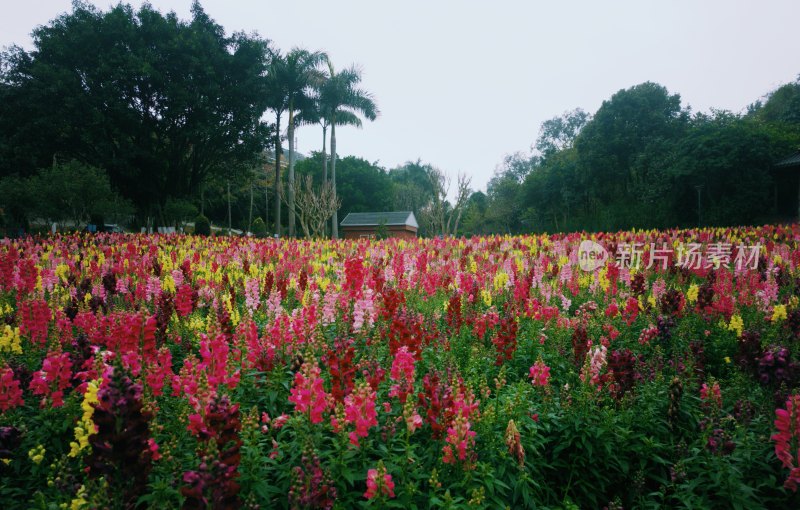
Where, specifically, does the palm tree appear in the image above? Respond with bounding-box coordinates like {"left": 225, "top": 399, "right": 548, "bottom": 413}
{"left": 296, "top": 89, "right": 331, "bottom": 236}
{"left": 272, "top": 48, "right": 326, "bottom": 238}
{"left": 300, "top": 88, "right": 332, "bottom": 186}
{"left": 264, "top": 50, "right": 288, "bottom": 236}
{"left": 319, "top": 62, "right": 379, "bottom": 239}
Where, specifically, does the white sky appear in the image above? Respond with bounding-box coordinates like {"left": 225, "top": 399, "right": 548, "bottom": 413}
{"left": 2, "top": 1, "right": 799, "bottom": 192}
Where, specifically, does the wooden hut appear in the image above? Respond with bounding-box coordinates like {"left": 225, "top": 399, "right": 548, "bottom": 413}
{"left": 340, "top": 211, "right": 418, "bottom": 239}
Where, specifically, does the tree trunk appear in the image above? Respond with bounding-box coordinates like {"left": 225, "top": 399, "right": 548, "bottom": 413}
{"left": 248, "top": 181, "right": 254, "bottom": 233}
{"left": 265, "top": 167, "right": 269, "bottom": 230}
{"left": 330, "top": 121, "right": 338, "bottom": 240}
{"left": 274, "top": 113, "right": 282, "bottom": 236}
{"left": 321, "top": 123, "right": 328, "bottom": 237}
{"left": 227, "top": 181, "right": 232, "bottom": 232}
{"left": 287, "top": 106, "right": 296, "bottom": 238}
{"left": 322, "top": 124, "right": 328, "bottom": 183}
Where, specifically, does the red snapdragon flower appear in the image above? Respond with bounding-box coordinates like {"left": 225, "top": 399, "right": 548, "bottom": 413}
{"left": 0, "top": 366, "right": 24, "bottom": 412}
{"left": 389, "top": 346, "right": 416, "bottom": 402}
{"left": 147, "top": 438, "right": 161, "bottom": 461}
{"left": 700, "top": 381, "right": 722, "bottom": 409}
{"left": 19, "top": 299, "right": 51, "bottom": 346}
{"left": 771, "top": 394, "right": 800, "bottom": 491}
{"left": 175, "top": 284, "right": 196, "bottom": 317}
{"left": 623, "top": 297, "right": 640, "bottom": 325}
{"left": 29, "top": 351, "right": 72, "bottom": 407}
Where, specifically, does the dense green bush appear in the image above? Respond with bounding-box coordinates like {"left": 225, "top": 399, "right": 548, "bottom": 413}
{"left": 251, "top": 217, "right": 267, "bottom": 238}
{"left": 193, "top": 214, "right": 211, "bottom": 236}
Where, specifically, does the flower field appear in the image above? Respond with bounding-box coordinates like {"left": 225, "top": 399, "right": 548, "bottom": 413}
{"left": 2, "top": 227, "right": 800, "bottom": 509}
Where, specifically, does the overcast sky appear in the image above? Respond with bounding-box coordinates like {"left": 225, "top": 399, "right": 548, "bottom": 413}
{"left": 3, "top": 1, "right": 799, "bottom": 192}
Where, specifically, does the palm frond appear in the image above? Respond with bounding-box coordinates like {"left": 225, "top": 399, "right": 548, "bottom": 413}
{"left": 332, "top": 110, "right": 362, "bottom": 128}
{"left": 317, "top": 62, "right": 379, "bottom": 126}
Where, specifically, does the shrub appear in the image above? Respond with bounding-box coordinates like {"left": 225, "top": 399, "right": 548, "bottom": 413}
{"left": 194, "top": 214, "right": 211, "bottom": 236}
{"left": 164, "top": 199, "right": 198, "bottom": 227}
{"left": 251, "top": 217, "right": 267, "bottom": 238}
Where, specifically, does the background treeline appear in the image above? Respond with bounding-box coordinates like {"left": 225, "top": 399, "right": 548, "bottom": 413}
{"left": 1, "top": 2, "right": 799, "bottom": 236}
{"left": 300, "top": 79, "right": 800, "bottom": 235}
{"left": 476, "top": 80, "right": 800, "bottom": 234}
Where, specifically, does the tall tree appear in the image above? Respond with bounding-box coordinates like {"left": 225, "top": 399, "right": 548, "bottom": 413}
{"left": 318, "top": 62, "right": 379, "bottom": 239}
{"left": 278, "top": 48, "right": 327, "bottom": 237}
{"left": 534, "top": 108, "right": 591, "bottom": 160}
{"left": 751, "top": 77, "right": 800, "bottom": 129}
{"left": 264, "top": 51, "right": 288, "bottom": 236}
{"left": 389, "top": 160, "right": 436, "bottom": 215}
{"left": 296, "top": 73, "right": 332, "bottom": 236}
{"left": 458, "top": 191, "right": 489, "bottom": 236}
{"left": 0, "top": 2, "right": 272, "bottom": 222}
{"left": 573, "top": 82, "right": 689, "bottom": 229}
{"left": 484, "top": 162, "right": 528, "bottom": 234}
{"left": 419, "top": 167, "right": 472, "bottom": 237}
{"left": 299, "top": 69, "right": 332, "bottom": 183}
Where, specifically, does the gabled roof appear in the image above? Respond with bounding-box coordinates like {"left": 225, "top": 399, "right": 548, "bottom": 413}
{"left": 776, "top": 151, "right": 800, "bottom": 168}
{"left": 340, "top": 211, "right": 418, "bottom": 229}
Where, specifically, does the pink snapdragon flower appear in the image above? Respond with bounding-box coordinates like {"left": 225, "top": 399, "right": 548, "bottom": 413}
{"left": 288, "top": 360, "right": 330, "bottom": 424}
{"left": 344, "top": 381, "right": 378, "bottom": 446}
{"left": 364, "top": 462, "right": 395, "bottom": 500}
{"left": 529, "top": 358, "right": 551, "bottom": 387}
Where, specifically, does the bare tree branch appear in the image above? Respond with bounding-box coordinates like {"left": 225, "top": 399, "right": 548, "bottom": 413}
{"left": 420, "top": 167, "right": 472, "bottom": 237}
{"left": 282, "top": 175, "right": 341, "bottom": 238}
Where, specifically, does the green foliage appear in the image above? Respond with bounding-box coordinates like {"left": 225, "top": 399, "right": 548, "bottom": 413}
{"left": 483, "top": 154, "right": 532, "bottom": 234}
{"left": 480, "top": 80, "right": 800, "bottom": 234}
{"left": 389, "top": 160, "right": 436, "bottom": 213}
{"left": 251, "top": 217, "right": 267, "bottom": 238}
{"left": 667, "top": 113, "right": 794, "bottom": 226}
{"left": 296, "top": 153, "right": 394, "bottom": 217}
{"left": 375, "top": 219, "right": 389, "bottom": 240}
{"left": 459, "top": 191, "right": 489, "bottom": 236}
{"left": 535, "top": 108, "right": 591, "bottom": 160}
{"left": 163, "top": 199, "right": 198, "bottom": 228}
{"left": 0, "top": 176, "right": 33, "bottom": 235}
{"left": 193, "top": 214, "right": 211, "bottom": 236}
{"left": 0, "top": 2, "right": 272, "bottom": 216}
{"left": 0, "top": 160, "right": 132, "bottom": 228}
{"left": 752, "top": 77, "right": 800, "bottom": 128}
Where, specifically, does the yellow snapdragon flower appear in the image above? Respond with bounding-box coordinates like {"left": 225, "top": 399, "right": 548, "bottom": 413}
{"left": 0, "top": 325, "right": 22, "bottom": 354}
{"left": 686, "top": 284, "right": 699, "bottom": 304}
{"left": 161, "top": 274, "right": 176, "bottom": 294}
{"left": 728, "top": 314, "right": 743, "bottom": 338}
{"left": 28, "top": 445, "right": 45, "bottom": 465}
{"left": 598, "top": 267, "right": 610, "bottom": 292}
{"left": 493, "top": 271, "right": 509, "bottom": 291}
{"left": 69, "top": 379, "right": 101, "bottom": 457}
